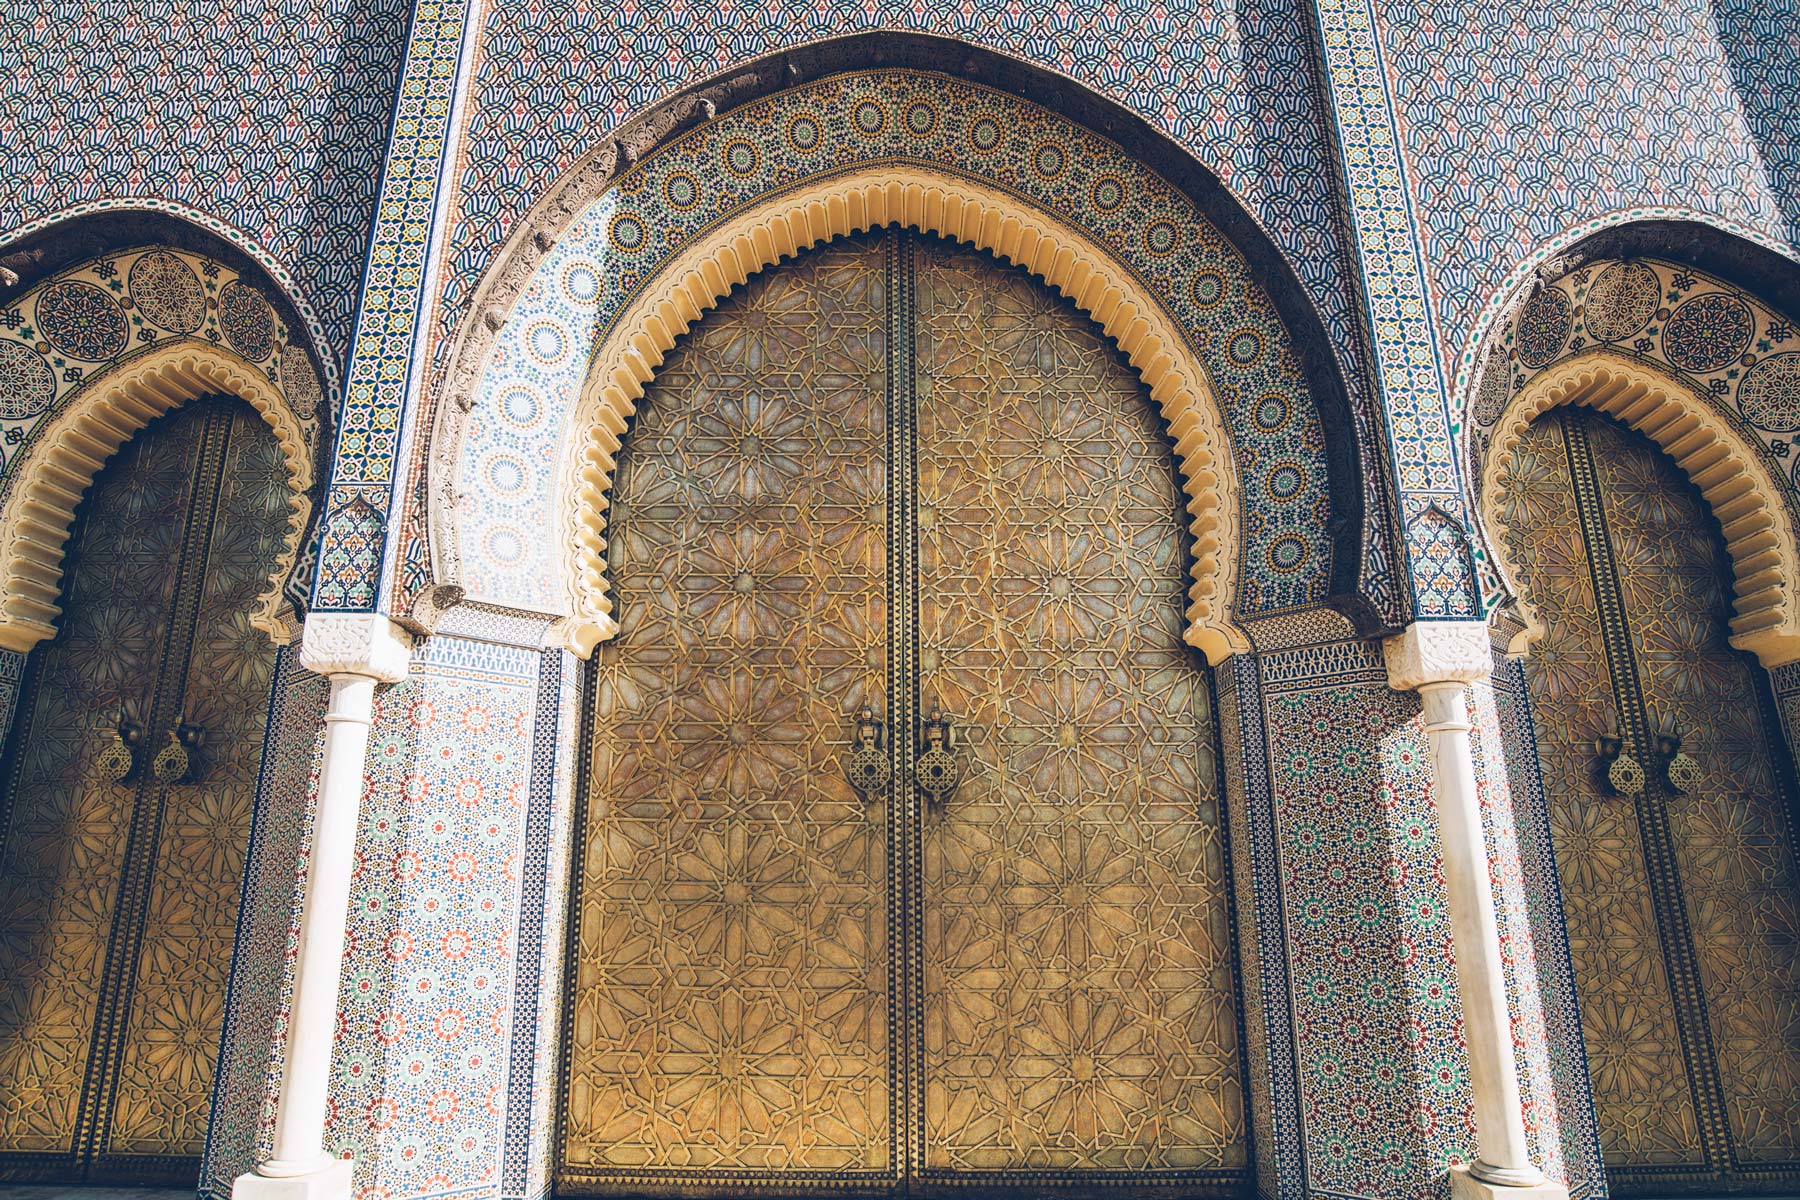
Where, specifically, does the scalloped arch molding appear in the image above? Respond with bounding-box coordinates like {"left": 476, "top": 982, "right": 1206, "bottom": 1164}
{"left": 433, "top": 70, "right": 1339, "bottom": 660}
{"left": 0, "top": 246, "right": 324, "bottom": 650}
{"left": 1474, "top": 257, "right": 1800, "bottom": 666}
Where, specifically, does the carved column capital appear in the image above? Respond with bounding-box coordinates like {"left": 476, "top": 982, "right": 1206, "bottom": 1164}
{"left": 299, "top": 614, "right": 414, "bottom": 682}
{"left": 1383, "top": 620, "right": 1492, "bottom": 692}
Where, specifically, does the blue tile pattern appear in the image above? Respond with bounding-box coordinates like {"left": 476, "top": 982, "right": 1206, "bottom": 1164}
{"left": 0, "top": 0, "right": 412, "bottom": 376}
{"left": 436, "top": 1, "right": 1362, "bottom": 377}
{"left": 1375, "top": 0, "right": 1800, "bottom": 377}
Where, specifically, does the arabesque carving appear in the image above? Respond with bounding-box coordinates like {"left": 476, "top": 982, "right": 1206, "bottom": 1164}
{"left": 0, "top": 344, "right": 314, "bottom": 652}
{"left": 1482, "top": 351, "right": 1800, "bottom": 667}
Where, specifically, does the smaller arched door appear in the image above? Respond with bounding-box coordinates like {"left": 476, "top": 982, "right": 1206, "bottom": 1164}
{"left": 1502, "top": 405, "right": 1800, "bottom": 1195}
{"left": 0, "top": 394, "right": 292, "bottom": 1185}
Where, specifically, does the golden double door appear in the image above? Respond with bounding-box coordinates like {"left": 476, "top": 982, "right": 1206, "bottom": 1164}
{"left": 563, "top": 230, "right": 1246, "bottom": 1196}
{"left": 1502, "top": 407, "right": 1800, "bottom": 1195}
{"left": 0, "top": 396, "right": 290, "bottom": 1184}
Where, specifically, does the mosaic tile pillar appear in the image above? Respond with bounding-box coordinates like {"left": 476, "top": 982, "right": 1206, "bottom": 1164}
{"left": 1479, "top": 657, "right": 1607, "bottom": 1200}
{"left": 205, "top": 647, "right": 331, "bottom": 1200}
{"left": 205, "top": 632, "right": 582, "bottom": 1200}
{"left": 1225, "top": 637, "right": 1589, "bottom": 1200}
{"left": 1217, "top": 657, "right": 1304, "bottom": 1200}
{"left": 1307, "top": 0, "right": 1483, "bottom": 618}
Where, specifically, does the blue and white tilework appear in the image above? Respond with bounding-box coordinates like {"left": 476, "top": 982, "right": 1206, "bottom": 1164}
{"left": 437, "top": 0, "right": 1361, "bottom": 374}
{"left": 310, "top": 0, "right": 477, "bottom": 614}
{"left": 320, "top": 636, "right": 542, "bottom": 1200}
{"left": 203, "top": 649, "right": 329, "bottom": 1200}
{"left": 1375, "top": 0, "right": 1800, "bottom": 376}
{"left": 449, "top": 70, "right": 1337, "bottom": 620}
{"left": 1482, "top": 657, "right": 1607, "bottom": 1199}
{"left": 1257, "top": 641, "right": 1477, "bottom": 1199}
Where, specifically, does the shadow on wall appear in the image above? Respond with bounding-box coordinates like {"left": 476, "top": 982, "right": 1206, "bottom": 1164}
{"left": 1712, "top": 0, "right": 1800, "bottom": 244}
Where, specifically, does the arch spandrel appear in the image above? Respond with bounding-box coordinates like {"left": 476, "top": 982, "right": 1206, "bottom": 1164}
{"left": 0, "top": 246, "right": 325, "bottom": 651}
{"left": 1471, "top": 254, "right": 1800, "bottom": 666}
{"left": 431, "top": 69, "right": 1346, "bottom": 661}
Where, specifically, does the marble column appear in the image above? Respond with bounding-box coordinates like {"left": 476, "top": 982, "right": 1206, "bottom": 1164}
{"left": 1385, "top": 622, "right": 1565, "bottom": 1200}
{"left": 234, "top": 614, "right": 413, "bottom": 1200}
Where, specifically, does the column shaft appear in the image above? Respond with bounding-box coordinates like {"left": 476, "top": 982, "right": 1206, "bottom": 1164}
{"left": 261, "top": 672, "right": 377, "bottom": 1173}
{"left": 1419, "top": 681, "right": 1541, "bottom": 1186}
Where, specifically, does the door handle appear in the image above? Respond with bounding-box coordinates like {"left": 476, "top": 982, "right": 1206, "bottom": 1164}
{"left": 97, "top": 710, "right": 146, "bottom": 783}
{"left": 914, "top": 707, "right": 962, "bottom": 809}
{"left": 845, "top": 706, "right": 892, "bottom": 797}
{"left": 151, "top": 717, "right": 206, "bottom": 784}
{"left": 1654, "top": 724, "right": 1701, "bottom": 793}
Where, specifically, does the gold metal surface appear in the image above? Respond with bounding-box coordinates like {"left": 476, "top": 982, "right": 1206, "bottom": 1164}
{"left": 563, "top": 236, "right": 894, "bottom": 1186}
{"left": 0, "top": 397, "right": 287, "bottom": 1183}
{"left": 563, "top": 230, "right": 1244, "bottom": 1195}
{"left": 914, "top": 243, "right": 1243, "bottom": 1177}
{"left": 1503, "top": 406, "right": 1800, "bottom": 1193}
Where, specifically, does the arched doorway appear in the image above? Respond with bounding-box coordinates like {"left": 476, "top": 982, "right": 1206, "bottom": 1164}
{"left": 560, "top": 229, "right": 1246, "bottom": 1195}
{"left": 0, "top": 394, "right": 293, "bottom": 1185}
{"left": 1499, "top": 405, "right": 1800, "bottom": 1195}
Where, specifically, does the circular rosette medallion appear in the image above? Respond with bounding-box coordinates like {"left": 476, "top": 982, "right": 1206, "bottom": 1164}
{"left": 1583, "top": 261, "right": 1658, "bottom": 343}
{"left": 0, "top": 340, "right": 57, "bottom": 420}
{"left": 218, "top": 281, "right": 276, "bottom": 362}
{"left": 1663, "top": 292, "right": 1753, "bottom": 374}
{"left": 38, "top": 280, "right": 129, "bottom": 361}
{"left": 128, "top": 251, "right": 206, "bottom": 334}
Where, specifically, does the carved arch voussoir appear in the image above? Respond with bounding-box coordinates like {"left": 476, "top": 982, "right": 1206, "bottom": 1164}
{"left": 1482, "top": 350, "right": 1800, "bottom": 667}
{"left": 544, "top": 168, "right": 1247, "bottom": 663}
{"left": 0, "top": 343, "right": 315, "bottom": 652}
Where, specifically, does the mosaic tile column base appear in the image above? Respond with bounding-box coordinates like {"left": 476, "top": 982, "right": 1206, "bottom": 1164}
{"left": 205, "top": 636, "right": 580, "bottom": 1200}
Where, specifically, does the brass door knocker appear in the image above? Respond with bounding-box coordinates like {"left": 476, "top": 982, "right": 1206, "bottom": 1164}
{"left": 1595, "top": 728, "right": 1645, "bottom": 796}
{"left": 152, "top": 718, "right": 206, "bottom": 784}
{"left": 97, "top": 710, "right": 145, "bottom": 783}
{"left": 845, "top": 706, "right": 891, "bottom": 798}
{"left": 914, "top": 708, "right": 962, "bottom": 809}
{"left": 1655, "top": 726, "right": 1701, "bottom": 794}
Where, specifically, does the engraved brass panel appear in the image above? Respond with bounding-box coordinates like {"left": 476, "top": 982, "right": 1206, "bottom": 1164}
{"left": 564, "top": 231, "right": 1244, "bottom": 1196}
{"left": 0, "top": 397, "right": 287, "bottom": 1183}
{"left": 914, "top": 243, "right": 1243, "bottom": 1178}
{"left": 1503, "top": 406, "right": 1800, "bottom": 1194}
{"left": 563, "top": 237, "right": 894, "bottom": 1187}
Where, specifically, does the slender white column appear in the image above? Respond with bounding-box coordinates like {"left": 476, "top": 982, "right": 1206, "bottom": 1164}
{"left": 1385, "top": 622, "right": 1563, "bottom": 1200}
{"left": 236, "top": 615, "right": 411, "bottom": 1200}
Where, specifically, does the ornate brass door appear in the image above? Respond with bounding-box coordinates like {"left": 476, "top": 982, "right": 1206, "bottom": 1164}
{"left": 563, "top": 230, "right": 1245, "bottom": 1197}
{"left": 0, "top": 395, "right": 291, "bottom": 1185}
{"left": 1502, "top": 406, "right": 1800, "bottom": 1195}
